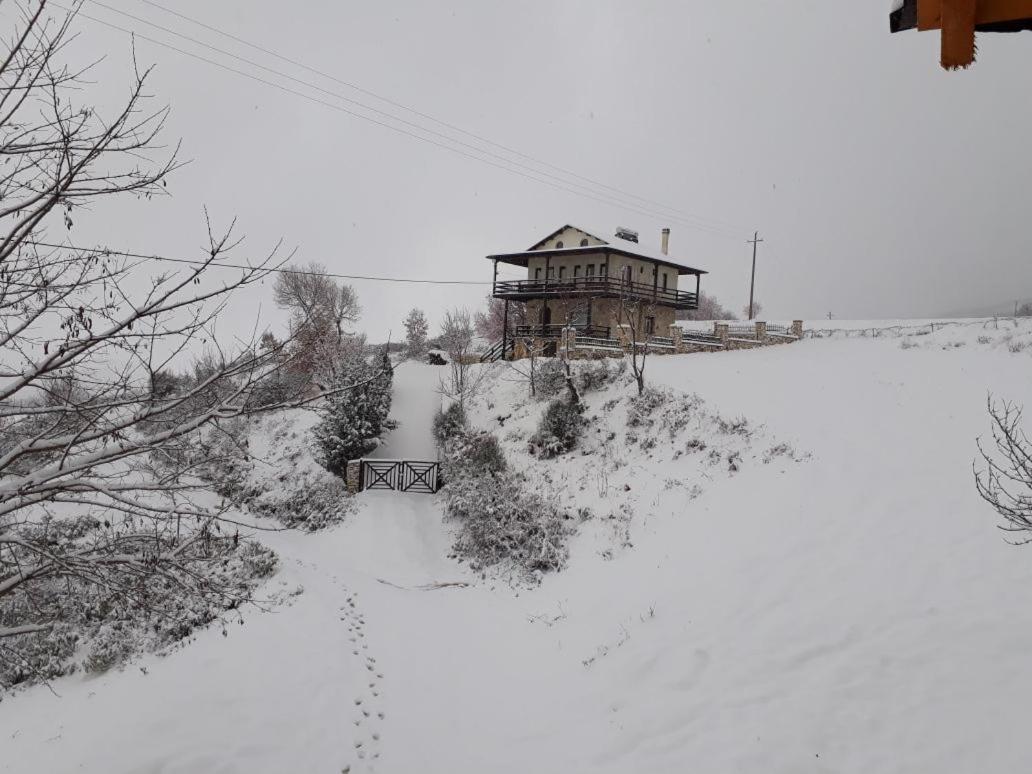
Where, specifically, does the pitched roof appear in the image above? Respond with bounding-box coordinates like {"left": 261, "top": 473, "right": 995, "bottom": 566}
{"left": 491, "top": 223, "right": 707, "bottom": 275}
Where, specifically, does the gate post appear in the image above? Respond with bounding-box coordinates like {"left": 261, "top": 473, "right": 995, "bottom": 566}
{"left": 346, "top": 459, "right": 363, "bottom": 494}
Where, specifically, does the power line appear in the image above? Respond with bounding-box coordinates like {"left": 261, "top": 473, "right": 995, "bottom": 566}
{"left": 27, "top": 241, "right": 495, "bottom": 285}
{"left": 133, "top": 0, "right": 748, "bottom": 236}
{"left": 79, "top": 0, "right": 744, "bottom": 239}
{"left": 63, "top": 1, "right": 748, "bottom": 240}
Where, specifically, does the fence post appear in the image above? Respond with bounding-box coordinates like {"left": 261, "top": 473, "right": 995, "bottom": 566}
{"left": 668, "top": 324, "right": 684, "bottom": 353}
{"left": 754, "top": 320, "right": 767, "bottom": 342}
{"left": 346, "top": 460, "right": 362, "bottom": 494}
{"left": 791, "top": 320, "right": 803, "bottom": 338}
{"left": 715, "top": 322, "right": 730, "bottom": 349}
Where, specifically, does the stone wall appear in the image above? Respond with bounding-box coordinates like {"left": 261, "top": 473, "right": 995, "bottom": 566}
{"left": 345, "top": 460, "right": 362, "bottom": 494}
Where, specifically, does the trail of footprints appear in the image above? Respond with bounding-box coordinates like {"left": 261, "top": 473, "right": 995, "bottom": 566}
{"left": 336, "top": 583, "right": 386, "bottom": 772}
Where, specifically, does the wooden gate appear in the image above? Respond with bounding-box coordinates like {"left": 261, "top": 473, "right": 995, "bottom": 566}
{"left": 360, "top": 459, "right": 441, "bottom": 494}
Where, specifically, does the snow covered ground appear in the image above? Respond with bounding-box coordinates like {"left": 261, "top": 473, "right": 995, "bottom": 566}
{"left": 5, "top": 322, "right": 1032, "bottom": 773}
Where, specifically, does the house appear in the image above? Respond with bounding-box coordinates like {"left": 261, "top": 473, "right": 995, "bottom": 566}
{"left": 485, "top": 224, "right": 705, "bottom": 359}
{"left": 890, "top": 0, "right": 1032, "bottom": 69}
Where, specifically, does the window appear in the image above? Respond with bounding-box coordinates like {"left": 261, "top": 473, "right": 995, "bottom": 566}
{"left": 586, "top": 264, "right": 595, "bottom": 277}
{"left": 535, "top": 267, "right": 541, "bottom": 280}
{"left": 558, "top": 266, "right": 566, "bottom": 280}
{"left": 600, "top": 263, "right": 608, "bottom": 276}
{"left": 573, "top": 265, "right": 581, "bottom": 278}
{"left": 622, "top": 265, "right": 632, "bottom": 285}
{"left": 580, "top": 238, "right": 589, "bottom": 247}
{"left": 645, "top": 316, "right": 656, "bottom": 336}
{"left": 547, "top": 266, "right": 555, "bottom": 279}
{"left": 662, "top": 273, "right": 668, "bottom": 291}
{"left": 556, "top": 240, "right": 564, "bottom": 249}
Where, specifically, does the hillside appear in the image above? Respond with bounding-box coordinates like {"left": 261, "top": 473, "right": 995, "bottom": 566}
{"left": 4, "top": 326, "right": 1032, "bottom": 773}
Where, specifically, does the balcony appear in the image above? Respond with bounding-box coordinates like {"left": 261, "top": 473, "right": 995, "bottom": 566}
{"left": 493, "top": 276, "right": 698, "bottom": 310}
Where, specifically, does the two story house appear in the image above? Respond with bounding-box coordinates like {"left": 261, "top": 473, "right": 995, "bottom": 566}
{"left": 486, "top": 224, "right": 705, "bottom": 358}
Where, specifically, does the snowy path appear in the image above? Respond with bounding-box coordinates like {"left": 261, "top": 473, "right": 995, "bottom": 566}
{"left": 366, "top": 361, "right": 441, "bottom": 459}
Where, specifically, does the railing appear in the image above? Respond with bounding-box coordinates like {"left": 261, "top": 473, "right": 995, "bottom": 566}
{"left": 681, "top": 329, "right": 721, "bottom": 342}
{"left": 647, "top": 335, "right": 675, "bottom": 349}
{"left": 493, "top": 277, "right": 698, "bottom": 309}
{"left": 514, "top": 324, "right": 611, "bottom": 339}
{"left": 575, "top": 335, "right": 622, "bottom": 351}
{"left": 480, "top": 338, "right": 515, "bottom": 363}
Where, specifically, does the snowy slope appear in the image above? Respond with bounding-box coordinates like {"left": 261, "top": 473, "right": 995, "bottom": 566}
{"left": 5, "top": 326, "right": 1032, "bottom": 773}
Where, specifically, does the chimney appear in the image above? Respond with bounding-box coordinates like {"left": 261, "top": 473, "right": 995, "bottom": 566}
{"left": 661, "top": 228, "right": 670, "bottom": 255}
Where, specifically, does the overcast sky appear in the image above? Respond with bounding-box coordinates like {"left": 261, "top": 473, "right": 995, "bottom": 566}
{"left": 23, "top": 0, "right": 1032, "bottom": 340}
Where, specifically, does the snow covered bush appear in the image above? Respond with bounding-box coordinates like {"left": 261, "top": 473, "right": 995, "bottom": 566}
{"left": 314, "top": 349, "right": 394, "bottom": 476}
{"left": 443, "top": 430, "right": 507, "bottom": 479}
{"left": 433, "top": 401, "right": 467, "bottom": 447}
{"left": 445, "top": 470, "right": 569, "bottom": 577}
{"left": 531, "top": 398, "right": 586, "bottom": 458}
{"left": 0, "top": 531, "right": 278, "bottom": 689}
{"left": 535, "top": 359, "right": 567, "bottom": 398}
{"left": 576, "top": 358, "right": 627, "bottom": 393}
{"left": 205, "top": 411, "right": 354, "bottom": 532}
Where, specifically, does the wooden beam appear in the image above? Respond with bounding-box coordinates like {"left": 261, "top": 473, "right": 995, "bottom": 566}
{"left": 918, "top": 0, "right": 943, "bottom": 29}
{"left": 917, "top": 0, "right": 1032, "bottom": 29}
{"left": 941, "top": 0, "right": 977, "bottom": 69}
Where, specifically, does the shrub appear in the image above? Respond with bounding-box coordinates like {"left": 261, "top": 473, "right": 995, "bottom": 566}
{"left": 427, "top": 352, "right": 447, "bottom": 366}
{"left": 445, "top": 470, "right": 568, "bottom": 576}
{"left": 0, "top": 623, "right": 79, "bottom": 687}
{"left": 535, "top": 359, "right": 567, "bottom": 398}
{"left": 459, "top": 431, "right": 507, "bottom": 475}
{"left": 627, "top": 388, "right": 668, "bottom": 428}
{"left": 433, "top": 402, "right": 467, "bottom": 447}
{"left": 247, "top": 474, "right": 352, "bottom": 531}
{"left": 576, "top": 358, "right": 627, "bottom": 393}
{"left": 531, "top": 398, "right": 585, "bottom": 458}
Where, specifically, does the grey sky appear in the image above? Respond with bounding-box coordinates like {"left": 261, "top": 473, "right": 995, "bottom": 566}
{"left": 33, "top": 1, "right": 1032, "bottom": 339}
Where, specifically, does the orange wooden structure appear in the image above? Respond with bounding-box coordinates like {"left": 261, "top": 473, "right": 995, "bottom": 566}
{"left": 891, "top": 0, "right": 1032, "bottom": 68}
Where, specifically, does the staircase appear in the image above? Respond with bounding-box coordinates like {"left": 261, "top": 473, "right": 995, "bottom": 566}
{"left": 481, "top": 338, "right": 514, "bottom": 363}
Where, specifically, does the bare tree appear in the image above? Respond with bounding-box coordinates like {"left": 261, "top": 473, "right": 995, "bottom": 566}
{"left": 0, "top": 3, "right": 353, "bottom": 662}
{"left": 975, "top": 396, "right": 1032, "bottom": 543}
{"left": 474, "top": 296, "right": 526, "bottom": 342}
{"left": 438, "top": 308, "right": 483, "bottom": 407}
{"left": 273, "top": 263, "right": 361, "bottom": 389}
{"left": 1016, "top": 302, "right": 1032, "bottom": 317}
{"left": 617, "top": 295, "right": 656, "bottom": 396}
{"left": 742, "top": 300, "right": 764, "bottom": 320}
{"left": 505, "top": 336, "right": 547, "bottom": 398}
{"left": 677, "top": 291, "right": 734, "bottom": 321}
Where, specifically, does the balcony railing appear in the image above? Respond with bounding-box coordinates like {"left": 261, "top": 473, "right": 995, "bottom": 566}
{"left": 514, "top": 324, "right": 611, "bottom": 340}
{"left": 493, "top": 277, "right": 698, "bottom": 310}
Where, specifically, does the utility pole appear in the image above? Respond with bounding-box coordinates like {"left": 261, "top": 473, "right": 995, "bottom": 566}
{"left": 747, "top": 231, "right": 763, "bottom": 320}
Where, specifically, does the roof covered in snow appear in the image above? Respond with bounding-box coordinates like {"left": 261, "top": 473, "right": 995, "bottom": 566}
{"left": 487, "top": 223, "right": 707, "bottom": 276}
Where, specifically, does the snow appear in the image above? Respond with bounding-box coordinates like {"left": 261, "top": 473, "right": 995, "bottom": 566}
{"left": 6, "top": 323, "right": 1032, "bottom": 772}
